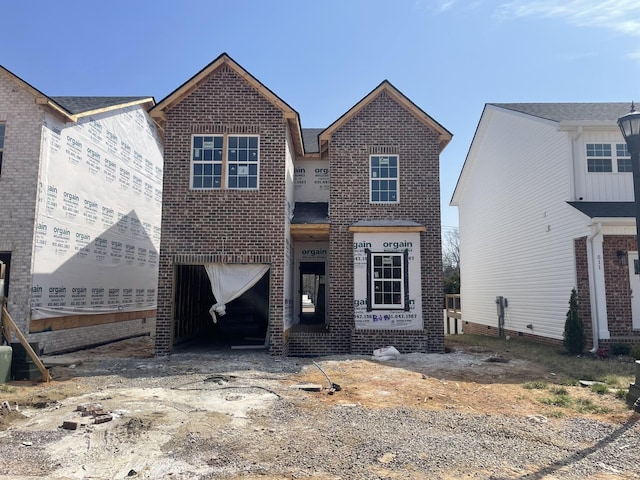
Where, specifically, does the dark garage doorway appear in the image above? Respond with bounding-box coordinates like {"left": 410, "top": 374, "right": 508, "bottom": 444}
{"left": 173, "top": 264, "right": 270, "bottom": 349}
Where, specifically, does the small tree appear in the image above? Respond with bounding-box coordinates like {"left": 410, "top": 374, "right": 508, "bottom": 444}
{"left": 563, "top": 288, "right": 585, "bottom": 355}
{"left": 442, "top": 228, "right": 460, "bottom": 295}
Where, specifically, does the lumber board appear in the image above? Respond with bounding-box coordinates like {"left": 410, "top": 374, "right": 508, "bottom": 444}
{"left": 2, "top": 307, "right": 50, "bottom": 382}
{"left": 29, "top": 309, "right": 156, "bottom": 333}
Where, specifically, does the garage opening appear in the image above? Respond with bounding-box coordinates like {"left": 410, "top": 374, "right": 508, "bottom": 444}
{"left": 173, "top": 264, "right": 270, "bottom": 348}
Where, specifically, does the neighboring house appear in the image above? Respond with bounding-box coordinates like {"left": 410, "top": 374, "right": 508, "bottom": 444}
{"left": 0, "top": 65, "right": 163, "bottom": 354}
{"left": 150, "top": 53, "right": 451, "bottom": 356}
{"left": 451, "top": 103, "right": 640, "bottom": 350}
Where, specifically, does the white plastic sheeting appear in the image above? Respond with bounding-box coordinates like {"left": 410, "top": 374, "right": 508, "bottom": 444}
{"left": 31, "top": 107, "right": 163, "bottom": 319}
{"left": 204, "top": 263, "right": 269, "bottom": 322}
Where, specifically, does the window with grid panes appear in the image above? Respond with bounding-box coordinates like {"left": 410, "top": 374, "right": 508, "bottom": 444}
{"left": 616, "top": 143, "right": 632, "bottom": 172}
{"left": 370, "top": 155, "right": 398, "bottom": 203}
{"left": 586, "top": 144, "right": 612, "bottom": 172}
{"left": 191, "top": 134, "right": 259, "bottom": 190}
{"left": 367, "top": 251, "right": 409, "bottom": 310}
{"left": 586, "top": 143, "right": 631, "bottom": 173}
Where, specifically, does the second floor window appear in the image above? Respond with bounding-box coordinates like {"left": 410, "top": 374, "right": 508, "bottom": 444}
{"left": 370, "top": 155, "right": 398, "bottom": 203}
{"left": 586, "top": 143, "right": 630, "bottom": 173}
{"left": 192, "top": 134, "right": 259, "bottom": 190}
{"left": 0, "top": 124, "right": 5, "bottom": 176}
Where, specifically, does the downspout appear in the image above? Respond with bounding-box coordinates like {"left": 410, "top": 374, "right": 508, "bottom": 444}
{"left": 586, "top": 222, "right": 602, "bottom": 353}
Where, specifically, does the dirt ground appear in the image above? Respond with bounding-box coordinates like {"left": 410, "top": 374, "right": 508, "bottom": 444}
{"left": 0, "top": 336, "right": 637, "bottom": 479}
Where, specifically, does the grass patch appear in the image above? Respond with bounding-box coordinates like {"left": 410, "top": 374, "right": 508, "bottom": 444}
{"left": 602, "top": 374, "right": 626, "bottom": 388}
{"left": 522, "top": 381, "right": 548, "bottom": 390}
{"left": 590, "top": 383, "right": 609, "bottom": 395}
{"left": 447, "top": 335, "right": 635, "bottom": 386}
{"left": 575, "top": 398, "right": 612, "bottom": 414}
{"left": 550, "top": 386, "right": 569, "bottom": 395}
{"left": 545, "top": 410, "right": 566, "bottom": 418}
{"left": 615, "top": 389, "right": 628, "bottom": 400}
{"left": 540, "top": 394, "right": 573, "bottom": 408}
{"left": 0, "top": 384, "right": 15, "bottom": 394}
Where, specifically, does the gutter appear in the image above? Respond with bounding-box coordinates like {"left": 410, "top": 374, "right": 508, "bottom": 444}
{"left": 586, "top": 223, "right": 602, "bottom": 353}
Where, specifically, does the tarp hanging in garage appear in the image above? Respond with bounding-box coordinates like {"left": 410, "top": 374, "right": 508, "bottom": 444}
{"left": 204, "top": 263, "right": 269, "bottom": 322}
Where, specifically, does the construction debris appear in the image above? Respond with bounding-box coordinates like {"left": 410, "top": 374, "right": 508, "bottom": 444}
{"left": 62, "top": 402, "right": 113, "bottom": 429}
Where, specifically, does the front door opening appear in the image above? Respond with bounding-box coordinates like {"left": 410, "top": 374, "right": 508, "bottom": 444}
{"left": 173, "top": 264, "right": 270, "bottom": 348}
{"left": 300, "top": 262, "right": 325, "bottom": 324}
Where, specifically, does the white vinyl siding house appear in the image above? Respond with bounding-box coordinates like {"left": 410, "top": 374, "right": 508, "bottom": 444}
{"left": 452, "top": 102, "right": 639, "bottom": 348}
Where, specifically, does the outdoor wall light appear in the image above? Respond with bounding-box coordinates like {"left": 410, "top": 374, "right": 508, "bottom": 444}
{"left": 618, "top": 103, "right": 640, "bottom": 253}
{"left": 618, "top": 102, "right": 640, "bottom": 153}
{"left": 617, "top": 250, "right": 628, "bottom": 267}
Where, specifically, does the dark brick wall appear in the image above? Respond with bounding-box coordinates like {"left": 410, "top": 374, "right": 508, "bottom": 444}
{"left": 156, "top": 65, "right": 288, "bottom": 355}
{"left": 602, "top": 235, "right": 637, "bottom": 337}
{"left": 574, "top": 236, "right": 593, "bottom": 350}
{"left": 327, "top": 91, "right": 444, "bottom": 354}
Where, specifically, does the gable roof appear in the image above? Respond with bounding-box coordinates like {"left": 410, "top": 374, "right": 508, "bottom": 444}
{"left": 451, "top": 102, "right": 635, "bottom": 206}
{"left": 0, "top": 65, "right": 154, "bottom": 122}
{"left": 493, "top": 103, "right": 632, "bottom": 123}
{"left": 319, "top": 80, "right": 452, "bottom": 156}
{"left": 149, "top": 53, "right": 304, "bottom": 156}
{"left": 52, "top": 96, "right": 154, "bottom": 116}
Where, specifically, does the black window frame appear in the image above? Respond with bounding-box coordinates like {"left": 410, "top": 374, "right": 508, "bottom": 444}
{"left": 365, "top": 248, "right": 409, "bottom": 311}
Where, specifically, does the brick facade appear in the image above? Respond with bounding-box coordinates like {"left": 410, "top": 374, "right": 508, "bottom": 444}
{"left": 328, "top": 92, "right": 444, "bottom": 354}
{"left": 602, "top": 235, "right": 637, "bottom": 339}
{"left": 0, "top": 71, "right": 43, "bottom": 331}
{"left": 155, "top": 65, "right": 288, "bottom": 355}
{"left": 573, "top": 235, "right": 640, "bottom": 351}
{"left": 154, "top": 55, "right": 448, "bottom": 356}
{"left": 574, "top": 236, "right": 593, "bottom": 350}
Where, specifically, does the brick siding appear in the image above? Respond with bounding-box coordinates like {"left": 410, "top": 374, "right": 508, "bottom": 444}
{"left": 156, "top": 65, "right": 288, "bottom": 355}
{"left": 328, "top": 91, "right": 444, "bottom": 354}
{"left": 0, "top": 72, "right": 43, "bottom": 333}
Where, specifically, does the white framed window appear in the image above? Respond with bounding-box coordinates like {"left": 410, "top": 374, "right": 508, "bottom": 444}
{"left": 0, "top": 123, "right": 5, "bottom": 176}
{"left": 366, "top": 249, "right": 409, "bottom": 310}
{"left": 191, "top": 134, "right": 259, "bottom": 190}
{"left": 616, "top": 143, "right": 632, "bottom": 172}
{"left": 586, "top": 143, "right": 630, "bottom": 173}
{"left": 370, "top": 155, "right": 398, "bottom": 203}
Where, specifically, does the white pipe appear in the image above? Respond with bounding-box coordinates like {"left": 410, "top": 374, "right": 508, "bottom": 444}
{"left": 586, "top": 222, "right": 602, "bottom": 353}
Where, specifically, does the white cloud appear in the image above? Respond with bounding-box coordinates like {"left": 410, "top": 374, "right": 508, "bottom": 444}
{"left": 497, "top": 0, "right": 640, "bottom": 35}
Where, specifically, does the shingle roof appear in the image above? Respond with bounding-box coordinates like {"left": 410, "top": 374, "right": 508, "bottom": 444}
{"left": 301, "top": 128, "right": 323, "bottom": 154}
{"left": 292, "top": 202, "right": 329, "bottom": 224}
{"left": 567, "top": 201, "right": 635, "bottom": 218}
{"left": 492, "top": 103, "right": 632, "bottom": 123}
{"left": 51, "top": 96, "right": 151, "bottom": 115}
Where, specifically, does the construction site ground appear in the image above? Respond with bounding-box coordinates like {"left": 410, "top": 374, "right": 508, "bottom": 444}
{"left": 0, "top": 336, "right": 638, "bottom": 480}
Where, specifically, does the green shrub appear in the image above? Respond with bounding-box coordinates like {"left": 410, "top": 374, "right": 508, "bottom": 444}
{"left": 630, "top": 346, "right": 640, "bottom": 360}
{"left": 550, "top": 386, "right": 568, "bottom": 395}
{"left": 563, "top": 288, "right": 585, "bottom": 355}
{"left": 590, "top": 383, "right": 609, "bottom": 395}
{"left": 610, "top": 344, "right": 631, "bottom": 356}
{"left": 615, "top": 389, "right": 628, "bottom": 400}
{"left": 523, "top": 381, "right": 548, "bottom": 390}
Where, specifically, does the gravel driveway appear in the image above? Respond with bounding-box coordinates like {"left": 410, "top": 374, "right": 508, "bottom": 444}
{"left": 0, "top": 337, "right": 638, "bottom": 479}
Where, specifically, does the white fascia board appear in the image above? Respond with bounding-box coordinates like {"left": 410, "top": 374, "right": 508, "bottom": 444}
{"left": 558, "top": 120, "right": 619, "bottom": 132}
{"left": 591, "top": 217, "right": 635, "bottom": 227}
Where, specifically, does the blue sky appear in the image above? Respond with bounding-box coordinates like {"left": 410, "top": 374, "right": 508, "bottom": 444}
{"left": 2, "top": 0, "right": 640, "bottom": 233}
